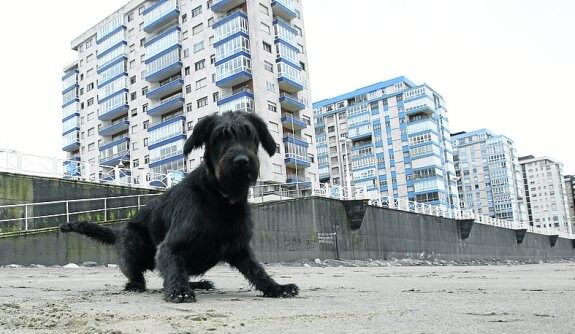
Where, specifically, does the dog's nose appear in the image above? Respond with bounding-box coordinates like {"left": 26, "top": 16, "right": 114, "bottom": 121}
{"left": 233, "top": 155, "right": 249, "bottom": 166}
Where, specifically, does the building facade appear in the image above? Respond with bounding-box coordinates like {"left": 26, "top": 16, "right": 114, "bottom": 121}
{"left": 61, "top": 0, "right": 317, "bottom": 187}
{"left": 451, "top": 129, "right": 527, "bottom": 222}
{"left": 563, "top": 175, "right": 575, "bottom": 232}
{"left": 312, "top": 77, "right": 459, "bottom": 209}
{"left": 519, "top": 155, "right": 571, "bottom": 233}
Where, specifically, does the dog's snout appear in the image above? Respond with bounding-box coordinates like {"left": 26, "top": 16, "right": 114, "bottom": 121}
{"left": 233, "top": 154, "right": 249, "bottom": 166}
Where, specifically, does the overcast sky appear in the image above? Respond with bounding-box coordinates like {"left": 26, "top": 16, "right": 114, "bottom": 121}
{"left": 0, "top": 1, "right": 573, "bottom": 174}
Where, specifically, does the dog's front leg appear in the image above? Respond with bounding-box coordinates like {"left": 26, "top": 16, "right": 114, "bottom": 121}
{"left": 156, "top": 243, "right": 196, "bottom": 303}
{"left": 228, "top": 247, "right": 299, "bottom": 298}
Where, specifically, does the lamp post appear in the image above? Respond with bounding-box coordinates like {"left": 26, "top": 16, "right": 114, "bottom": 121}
{"left": 340, "top": 138, "right": 352, "bottom": 199}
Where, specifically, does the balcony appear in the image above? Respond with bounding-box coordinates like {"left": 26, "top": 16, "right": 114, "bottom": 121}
{"left": 145, "top": 48, "right": 182, "bottom": 82}
{"left": 215, "top": 55, "right": 252, "bottom": 87}
{"left": 281, "top": 113, "right": 307, "bottom": 130}
{"left": 99, "top": 118, "right": 129, "bottom": 137}
{"left": 405, "top": 97, "right": 436, "bottom": 116}
{"left": 217, "top": 88, "right": 254, "bottom": 113}
{"left": 143, "top": 0, "right": 179, "bottom": 33}
{"left": 286, "top": 173, "right": 311, "bottom": 186}
{"left": 272, "top": 0, "right": 297, "bottom": 21}
{"left": 277, "top": 62, "right": 303, "bottom": 94}
{"left": 215, "top": 35, "right": 250, "bottom": 64}
{"left": 145, "top": 27, "right": 181, "bottom": 62}
{"left": 99, "top": 137, "right": 130, "bottom": 166}
{"left": 98, "top": 91, "right": 128, "bottom": 120}
{"left": 146, "top": 75, "right": 183, "bottom": 99}
{"left": 147, "top": 93, "right": 184, "bottom": 117}
{"left": 407, "top": 118, "right": 437, "bottom": 135}
{"left": 213, "top": 10, "right": 248, "bottom": 43}
{"left": 211, "top": 0, "right": 246, "bottom": 13}
{"left": 62, "top": 130, "right": 80, "bottom": 152}
{"left": 284, "top": 153, "right": 311, "bottom": 168}
{"left": 283, "top": 133, "right": 309, "bottom": 148}
{"left": 273, "top": 18, "right": 298, "bottom": 48}
{"left": 348, "top": 124, "right": 372, "bottom": 140}
{"left": 279, "top": 92, "right": 305, "bottom": 112}
{"left": 148, "top": 116, "right": 186, "bottom": 148}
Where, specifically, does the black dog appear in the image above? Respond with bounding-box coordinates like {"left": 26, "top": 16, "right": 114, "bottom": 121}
{"left": 60, "top": 111, "right": 298, "bottom": 303}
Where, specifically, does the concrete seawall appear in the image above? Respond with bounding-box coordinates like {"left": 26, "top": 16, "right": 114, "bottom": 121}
{"left": 1, "top": 197, "right": 573, "bottom": 265}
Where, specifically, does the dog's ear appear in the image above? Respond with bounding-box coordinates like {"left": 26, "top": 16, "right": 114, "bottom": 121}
{"left": 245, "top": 113, "right": 277, "bottom": 157}
{"left": 184, "top": 114, "right": 218, "bottom": 155}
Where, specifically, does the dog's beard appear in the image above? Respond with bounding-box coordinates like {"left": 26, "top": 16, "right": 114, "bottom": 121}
{"left": 214, "top": 159, "right": 258, "bottom": 203}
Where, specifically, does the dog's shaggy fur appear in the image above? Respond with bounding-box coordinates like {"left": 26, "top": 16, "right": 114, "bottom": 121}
{"left": 60, "top": 111, "right": 298, "bottom": 303}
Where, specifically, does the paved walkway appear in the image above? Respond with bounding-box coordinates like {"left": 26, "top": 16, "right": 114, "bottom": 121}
{"left": 0, "top": 262, "right": 574, "bottom": 333}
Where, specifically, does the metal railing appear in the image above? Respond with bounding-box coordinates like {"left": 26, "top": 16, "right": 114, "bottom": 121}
{"left": 1, "top": 181, "right": 573, "bottom": 240}
{"left": 0, "top": 194, "right": 160, "bottom": 233}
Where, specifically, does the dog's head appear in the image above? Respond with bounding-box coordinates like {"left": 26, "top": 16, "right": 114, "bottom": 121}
{"left": 184, "top": 111, "right": 276, "bottom": 202}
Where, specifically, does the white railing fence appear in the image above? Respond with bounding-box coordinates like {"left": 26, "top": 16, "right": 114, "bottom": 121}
{"left": 0, "top": 148, "right": 171, "bottom": 189}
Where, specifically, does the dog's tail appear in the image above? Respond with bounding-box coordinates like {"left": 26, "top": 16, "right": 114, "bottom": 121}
{"left": 59, "top": 221, "right": 117, "bottom": 245}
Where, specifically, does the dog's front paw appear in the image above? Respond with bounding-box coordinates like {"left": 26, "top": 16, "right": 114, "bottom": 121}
{"left": 263, "top": 283, "right": 299, "bottom": 298}
{"left": 189, "top": 280, "right": 215, "bottom": 291}
{"left": 165, "top": 287, "right": 196, "bottom": 303}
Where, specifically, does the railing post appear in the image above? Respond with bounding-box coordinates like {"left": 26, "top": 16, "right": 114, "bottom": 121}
{"left": 137, "top": 195, "right": 141, "bottom": 210}
{"left": 66, "top": 201, "right": 70, "bottom": 223}
{"left": 24, "top": 204, "right": 28, "bottom": 231}
{"left": 104, "top": 198, "right": 108, "bottom": 221}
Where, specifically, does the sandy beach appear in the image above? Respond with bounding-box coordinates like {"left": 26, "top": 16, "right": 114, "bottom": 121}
{"left": 1, "top": 261, "right": 574, "bottom": 333}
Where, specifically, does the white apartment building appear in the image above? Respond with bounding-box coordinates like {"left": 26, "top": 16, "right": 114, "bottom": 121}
{"left": 563, "top": 175, "right": 575, "bottom": 232}
{"left": 61, "top": 0, "right": 317, "bottom": 188}
{"left": 313, "top": 77, "right": 459, "bottom": 209}
{"left": 452, "top": 129, "right": 527, "bottom": 222}
{"left": 519, "top": 155, "right": 571, "bottom": 233}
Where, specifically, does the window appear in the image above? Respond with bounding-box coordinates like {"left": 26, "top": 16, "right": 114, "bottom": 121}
{"left": 131, "top": 92, "right": 137, "bottom": 100}
{"left": 143, "top": 138, "right": 148, "bottom": 147}
{"left": 185, "top": 85, "right": 192, "bottom": 94}
{"left": 86, "top": 68, "right": 94, "bottom": 77}
{"left": 267, "top": 101, "right": 277, "bottom": 112}
{"left": 196, "top": 78, "right": 207, "bottom": 90}
{"left": 144, "top": 155, "right": 150, "bottom": 164}
{"left": 259, "top": 3, "right": 269, "bottom": 15}
{"left": 263, "top": 42, "right": 272, "bottom": 53}
{"left": 143, "top": 120, "right": 149, "bottom": 129}
{"left": 130, "top": 76, "right": 136, "bottom": 84}
{"left": 86, "top": 54, "right": 94, "bottom": 63}
{"left": 182, "top": 14, "right": 187, "bottom": 23}
{"left": 186, "top": 103, "right": 193, "bottom": 112}
{"left": 208, "top": 17, "right": 214, "bottom": 27}
{"left": 87, "top": 98, "right": 94, "bottom": 106}
{"left": 300, "top": 61, "right": 306, "bottom": 71}
{"left": 133, "top": 158, "right": 139, "bottom": 167}
{"left": 193, "top": 23, "right": 203, "bottom": 35}
{"left": 266, "top": 81, "right": 275, "bottom": 92}
{"left": 182, "top": 31, "right": 189, "bottom": 40}
{"left": 193, "top": 41, "right": 205, "bottom": 53}
{"left": 210, "top": 54, "right": 216, "bottom": 64}
{"left": 264, "top": 61, "right": 273, "bottom": 72}
{"left": 88, "top": 128, "right": 95, "bottom": 136}
{"left": 185, "top": 66, "right": 191, "bottom": 75}
{"left": 87, "top": 112, "right": 94, "bottom": 121}
{"left": 132, "top": 125, "right": 138, "bottom": 134}
{"left": 212, "top": 92, "right": 219, "bottom": 102}
{"left": 88, "top": 143, "right": 95, "bottom": 151}
{"left": 261, "top": 22, "right": 270, "bottom": 34}
{"left": 132, "top": 141, "right": 138, "bottom": 150}
{"left": 85, "top": 39, "right": 92, "bottom": 49}
{"left": 142, "top": 86, "right": 148, "bottom": 95}
{"left": 192, "top": 5, "right": 202, "bottom": 17}
{"left": 142, "top": 103, "right": 148, "bottom": 113}
{"left": 183, "top": 48, "right": 190, "bottom": 58}
{"left": 197, "top": 97, "right": 208, "bottom": 108}
{"left": 130, "top": 60, "right": 135, "bottom": 68}
{"left": 195, "top": 59, "right": 205, "bottom": 71}
{"left": 188, "top": 121, "right": 194, "bottom": 131}
{"left": 131, "top": 108, "right": 137, "bottom": 117}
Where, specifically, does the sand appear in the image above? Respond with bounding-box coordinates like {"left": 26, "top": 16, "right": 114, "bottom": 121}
{"left": 0, "top": 261, "right": 574, "bottom": 333}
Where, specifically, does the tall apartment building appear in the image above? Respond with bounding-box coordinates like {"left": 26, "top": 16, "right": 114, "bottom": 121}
{"left": 563, "top": 175, "right": 575, "bottom": 232}
{"left": 312, "top": 77, "right": 459, "bottom": 209}
{"left": 519, "top": 155, "right": 571, "bottom": 233}
{"left": 451, "top": 129, "right": 527, "bottom": 222}
{"left": 61, "top": 0, "right": 317, "bottom": 187}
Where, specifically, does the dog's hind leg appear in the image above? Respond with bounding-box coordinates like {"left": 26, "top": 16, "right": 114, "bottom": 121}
{"left": 117, "top": 223, "right": 156, "bottom": 292}
{"left": 228, "top": 247, "right": 299, "bottom": 298}
{"left": 156, "top": 243, "right": 196, "bottom": 303}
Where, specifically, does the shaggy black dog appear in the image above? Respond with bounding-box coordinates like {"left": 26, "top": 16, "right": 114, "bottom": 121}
{"left": 60, "top": 111, "right": 299, "bottom": 303}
